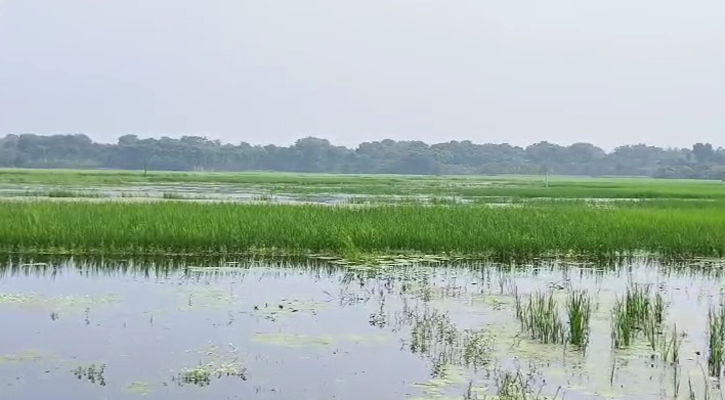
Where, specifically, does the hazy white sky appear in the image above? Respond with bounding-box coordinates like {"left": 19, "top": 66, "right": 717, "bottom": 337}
{"left": 0, "top": 0, "right": 723, "bottom": 149}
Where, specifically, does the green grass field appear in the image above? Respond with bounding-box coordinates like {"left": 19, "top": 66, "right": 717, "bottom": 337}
{"left": 1, "top": 169, "right": 725, "bottom": 259}
{"left": 1, "top": 200, "right": 724, "bottom": 258}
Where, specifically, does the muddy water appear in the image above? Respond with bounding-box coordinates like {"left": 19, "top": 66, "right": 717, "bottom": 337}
{"left": 0, "top": 258, "right": 723, "bottom": 399}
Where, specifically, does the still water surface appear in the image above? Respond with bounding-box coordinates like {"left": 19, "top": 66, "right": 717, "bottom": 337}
{"left": 0, "top": 257, "right": 723, "bottom": 399}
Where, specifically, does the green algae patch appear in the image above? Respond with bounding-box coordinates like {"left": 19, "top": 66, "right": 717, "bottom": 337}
{"left": 0, "top": 292, "right": 120, "bottom": 311}
{"left": 181, "top": 287, "right": 239, "bottom": 309}
{"left": 252, "top": 299, "right": 328, "bottom": 322}
{"left": 173, "top": 343, "right": 247, "bottom": 387}
{"left": 0, "top": 349, "right": 47, "bottom": 364}
{"left": 252, "top": 333, "right": 388, "bottom": 348}
{"left": 252, "top": 333, "right": 334, "bottom": 348}
{"left": 125, "top": 381, "right": 154, "bottom": 395}
{"left": 410, "top": 365, "right": 472, "bottom": 398}
{"left": 175, "top": 361, "right": 247, "bottom": 387}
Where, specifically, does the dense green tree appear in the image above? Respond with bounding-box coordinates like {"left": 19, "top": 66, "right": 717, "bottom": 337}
{"left": 0, "top": 133, "right": 723, "bottom": 179}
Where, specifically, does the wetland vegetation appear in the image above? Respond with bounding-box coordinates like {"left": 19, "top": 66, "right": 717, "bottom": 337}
{"left": 2, "top": 200, "right": 725, "bottom": 258}
{"left": 1, "top": 169, "right": 725, "bottom": 399}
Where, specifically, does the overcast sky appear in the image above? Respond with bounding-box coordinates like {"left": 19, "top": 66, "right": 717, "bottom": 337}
{"left": 0, "top": 0, "right": 723, "bottom": 149}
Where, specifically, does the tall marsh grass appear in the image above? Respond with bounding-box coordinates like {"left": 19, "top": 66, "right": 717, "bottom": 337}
{"left": 1, "top": 201, "right": 725, "bottom": 257}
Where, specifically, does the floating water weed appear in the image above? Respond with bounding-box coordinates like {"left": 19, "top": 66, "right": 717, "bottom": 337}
{"left": 72, "top": 363, "right": 106, "bottom": 386}
{"left": 125, "top": 381, "right": 153, "bottom": 395}
{"left": 494, "top": 367, "right": 560, "bottom": 400}
{"left": 175, "top": 361, "right": 247, "bottom": 387}
{"left": 0, "top": 349, "right": 46, "bottom": 364}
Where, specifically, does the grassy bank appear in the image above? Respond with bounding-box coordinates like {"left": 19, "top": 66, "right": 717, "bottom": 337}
{"left": 1, "top": 201, "right": 724, "bottom": 258}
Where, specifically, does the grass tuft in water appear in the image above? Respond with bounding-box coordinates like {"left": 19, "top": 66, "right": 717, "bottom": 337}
{"left": 612, "top": 297, "right": 635, "bottom": 349}
{"left": 515, "top": 290, "right": 565, "bottom": 345}
{"left": 611, "top": 284, "right": 668, "bottom": 351}
{"left": 566, "top": 290, "right": 592, "bottom": 349}
{"left": 659, "top": 323, "right": 685, "bottom": 365}
{"left": 708, "top": 299, "right": 725, "bottom": 377}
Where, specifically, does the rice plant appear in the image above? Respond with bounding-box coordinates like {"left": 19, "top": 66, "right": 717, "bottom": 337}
{"left": 516, "top": 291, "right": 566, "bottom": 345}
{"left": 1, "top": 200, "right": 725, "bottom": 257}
{"left": 611, "top": 284, "right": 668, "bottom": 350}
{"left": 566, "top": 290, "right": 592, "bottom": 349}
{"left": 612, "top": 297, "right": 635, "bottom": 349}
{"left": 655, "top": 323, "right": 685, "bottom": 366}
{"left": 653, "top": 291, "right": 666, "bottom": 326}
{"left": 708, "top": 299, "right": 725, "bottom": 377}
{"left": 624, "top": 284, "right": 652, "bottom": 323}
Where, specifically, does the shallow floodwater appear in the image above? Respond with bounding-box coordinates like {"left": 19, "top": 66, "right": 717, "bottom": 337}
{"left": 0, "top": 182, "right": 471, "bottom": 206}
{"left": 0, "top": 257, "right": 724, "bottom": 399}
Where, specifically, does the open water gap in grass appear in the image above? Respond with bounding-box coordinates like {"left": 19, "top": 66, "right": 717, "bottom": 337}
{"left": 1, "top": 182, "right": 695, "bottom": 206}
{"left": 0, "top": 182, "right": 460, "bottom": 205}
{"left": 1, "top": 256, "right": 724, "bottom": 399}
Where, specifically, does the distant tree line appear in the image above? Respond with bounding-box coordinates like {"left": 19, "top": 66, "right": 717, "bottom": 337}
{"left": 1, "top": 133, "right": 724, "bottom": 179}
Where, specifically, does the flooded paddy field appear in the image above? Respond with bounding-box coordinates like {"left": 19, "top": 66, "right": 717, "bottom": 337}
{"left": 2, "top": 256, "right": 725, "bottom": 400}
{"left": 2, "top": 169, "right": 725, "bottom": 204}
{"left": 2, "top": 170, "right": 725, "bottom": 399}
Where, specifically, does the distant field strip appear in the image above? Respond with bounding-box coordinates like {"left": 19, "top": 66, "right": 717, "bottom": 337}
{"left": 2, "top": 169, "right": 725, "bottom": 200}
